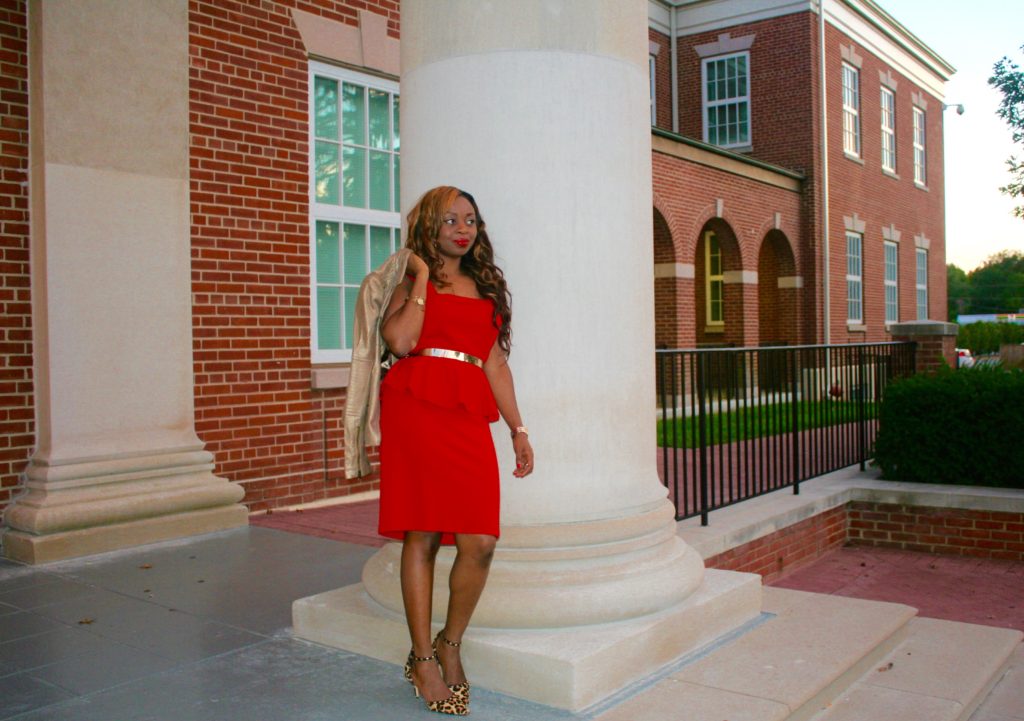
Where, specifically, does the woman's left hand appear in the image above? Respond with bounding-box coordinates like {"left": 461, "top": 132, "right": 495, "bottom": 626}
{"left": 512, "top": 434, "right": 534, "bottom": 478}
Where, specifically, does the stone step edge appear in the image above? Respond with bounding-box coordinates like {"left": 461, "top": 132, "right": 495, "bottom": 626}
{"left": 808, "top": 619, "right": 1023, "bottom": 721}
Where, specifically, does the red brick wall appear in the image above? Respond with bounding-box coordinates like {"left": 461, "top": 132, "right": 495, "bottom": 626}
{"left": 848, "top": 502, "right": 1024, "bottom": 561}
{"left": 649, "top": 28, "right": 672, "bottom": 130}
{"left": 705, "top": 505, "right": 848, "bottom": 583}
{"left": 651, "top": 149, "right": 804, "bottom": 349}
{"left": 705, "top": 502, "right": 1024, "bottom": 583}
{"left": 0, "top": 0, "right": 30, "bottom": 516}
{"left": 823, "top": 25, "right": 946, "bottom": 342}
{"left": 676, "top": 13, "right": 817, "bottom": 175}
{"left": 189, "top": 0, "right": 396, "bottom": 512}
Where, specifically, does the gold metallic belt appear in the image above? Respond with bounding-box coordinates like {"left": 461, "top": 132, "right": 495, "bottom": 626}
{"left": 416, "top": 347, "right": 484, "bottom": 368}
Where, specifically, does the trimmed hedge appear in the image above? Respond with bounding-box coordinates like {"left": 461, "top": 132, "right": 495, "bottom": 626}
{"left": 872, "top": 365, "right": 1024, "bottom": 488}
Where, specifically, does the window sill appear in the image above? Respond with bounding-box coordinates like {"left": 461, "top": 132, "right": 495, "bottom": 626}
{"left": 704, "top": 325, "right": 725, "bottom": 334}
{"left": 915, "top": 182, "right": 929, "bottom": 191}
{"left": 844, "top": 152, "right": 865, "bottom": 165}
{"left": 846, "top": 323, "right": 867, "bottom": 333}
{"left": 311, "top": 365, "right": 351, "bottom": 390}
{"left": 882, "top": 169, "right": 899, "bottom": 180}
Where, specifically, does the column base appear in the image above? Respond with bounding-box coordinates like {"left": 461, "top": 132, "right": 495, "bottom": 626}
{"left": 293, "top": 568, "right": 762, "bottom": 711}
{"left": 2, "top": 504, "right": 248, "bottom": 564}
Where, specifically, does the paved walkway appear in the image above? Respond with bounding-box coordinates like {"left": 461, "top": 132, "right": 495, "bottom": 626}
{"left": 1, "top": 490, "right": 1020, "bottom": 720}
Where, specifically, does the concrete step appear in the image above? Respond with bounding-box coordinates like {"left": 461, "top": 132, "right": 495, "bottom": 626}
{"left": 969, "top": 642, "right": 1024, "bottom": 721}
{"left": 810, "top": 618, "right": 1022, "bottom": 721}
{"left": 596, "top": 587, "right": 918, "bottom": 721}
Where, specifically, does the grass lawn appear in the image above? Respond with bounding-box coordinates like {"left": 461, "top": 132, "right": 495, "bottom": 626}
{"left": 657, "top": 399, "right": 877, "bottom": 448}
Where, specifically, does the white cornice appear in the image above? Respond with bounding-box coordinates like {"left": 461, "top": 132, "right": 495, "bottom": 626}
{"left": 652, "top": 0, "right": 953, "bottom": 97}
{"left": 649, "top": 0, "right": 671, "bottom": 34}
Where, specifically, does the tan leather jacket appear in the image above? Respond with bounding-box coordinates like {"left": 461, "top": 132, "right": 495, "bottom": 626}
{"left": 344, "top": 248, "right": 411, "bottom": 479}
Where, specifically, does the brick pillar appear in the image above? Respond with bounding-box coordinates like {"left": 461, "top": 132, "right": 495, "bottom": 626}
{"left": 889, "top": 320, "right": 958, "bottom": 373}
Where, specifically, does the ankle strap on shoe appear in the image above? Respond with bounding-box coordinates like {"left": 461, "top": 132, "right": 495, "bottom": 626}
{"left": 410, "top": 651, "right": 437, "bottom": 663}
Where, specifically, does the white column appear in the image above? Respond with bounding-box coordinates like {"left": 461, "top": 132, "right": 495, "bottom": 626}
{"left": 2, "top": 0, "right": 247, "bottom": 564}
{"left": 294, "top": 1, "right": 760, "bottom": 709}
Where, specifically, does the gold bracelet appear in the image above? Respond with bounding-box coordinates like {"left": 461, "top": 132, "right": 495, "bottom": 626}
{"left": 511, "top": 425, "right": 529, "bottom": 439}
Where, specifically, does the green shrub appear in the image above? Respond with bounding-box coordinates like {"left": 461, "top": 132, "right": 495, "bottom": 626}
{"left": 957, "top": 321, "right": 1024, "bottom": 355}
{"left": 872, "top": 365, "right": 1024, "bottom": 487}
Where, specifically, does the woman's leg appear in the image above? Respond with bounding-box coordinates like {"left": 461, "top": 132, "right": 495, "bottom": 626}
{"left": 401, "top": 531, "right": 451, "bottom": 701}
{"left": 436, "top": 533, "right": 497, "bottom": 685}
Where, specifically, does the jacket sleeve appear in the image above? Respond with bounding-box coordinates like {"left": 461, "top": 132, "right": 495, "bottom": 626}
{"left": 344, "top": 270, "right": 384, "bottom": 479}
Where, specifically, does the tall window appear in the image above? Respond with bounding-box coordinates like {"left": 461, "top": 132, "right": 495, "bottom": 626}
{"left": 702, "top": 52, "right": 750, "bottom": 148}
{"left": 846, "top": 232, "right": 863, "bottom": 323}
{"left": 880, "top": 87, "right": 896, "bottom": 172}
{"left": 915, "top": 248, "right": 928, "bottom": 319}
{"left": 649, "top": 55, "right": 657, "bottom": 126}
{"left": 884, "top": 241, "right": 899, "bottom": 323}
{"left": 705, "top": 231, "right": 724, "bottom": 325}
{"left": 913, "top": 107, "right": 927, "bottom": 185}
{"left": 842, "top": 63, "right": 860, "bottom": 157}
{"left": 310, "top": 62, "right": 401, "bottom": 363}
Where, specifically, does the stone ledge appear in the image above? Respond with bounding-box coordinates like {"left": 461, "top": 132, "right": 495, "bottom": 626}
{"left": 678, "top": 464, "right": 1024, "bottom": 561}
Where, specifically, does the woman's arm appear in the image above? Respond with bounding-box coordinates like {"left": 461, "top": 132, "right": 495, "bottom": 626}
{"left": 483, "top": 340, "right": 535, "bottom": 477}
{"left": 381, "top": 255, "right": 430, "bottom": 357}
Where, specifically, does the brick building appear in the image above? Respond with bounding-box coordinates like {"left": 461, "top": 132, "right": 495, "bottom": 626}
{"left": 0, "top": 0, "right": 952, "bottom": 534}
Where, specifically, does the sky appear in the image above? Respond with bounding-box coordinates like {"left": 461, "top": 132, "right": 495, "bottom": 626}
{"left": 881, "top": 0, "right": 1023, "bottom": 271}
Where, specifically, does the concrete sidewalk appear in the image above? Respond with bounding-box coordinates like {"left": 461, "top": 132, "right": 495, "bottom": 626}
{"left": 2, "top": 470, "right": 1022, "bottom": 720}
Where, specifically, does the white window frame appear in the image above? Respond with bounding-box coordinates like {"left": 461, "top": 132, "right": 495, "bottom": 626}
{"left": 649, "top": 55, "right": 657, "bottom": 126}
{"left": 702, "top": 51, "right": 751, "bottom": 149}
{"left": 915, "top": 248, "right": 928, "bottom": 319}
{"left": 884, "top": 240, "right": 899, "bottom": 324}
{"left": 705, "top": 230, "right": 724, "bottom": 326}
{"left": 880, "top": 87, "right": 896, "bottom": 172}
{"left": 309, "top": 61, "right": 401, "bottom": 364}
{"left": 842, "top": 63, "right": 861, "bottom": 157}
{"left": 846, "top": 231, "right": 863, "bottom": 323}
{"left": 913, "top": 106, "right": 927, "bottom": 186}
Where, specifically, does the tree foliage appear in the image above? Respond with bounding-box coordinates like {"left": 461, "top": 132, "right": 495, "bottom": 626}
{"left": 947, "top": 250, "right": 1024, "bottom": 320}
{"left": 989, "top": 45, "right": 1024, "bottom": 218}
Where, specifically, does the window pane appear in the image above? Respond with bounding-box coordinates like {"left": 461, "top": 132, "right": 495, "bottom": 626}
{"left": 343, "top": 146, "right": 366, "bottom": 207}
{"left": 344, "top": 287, "right": 360, "bottom": 348}
{"left": 317, "top": 287, "right": 342, "bottom": 350}
{"left": 314, "top": 76, "right": 338, "bottom": 140}
{"left": 392, "top": 95, "right": 400, "bottom": 151}
{"left": 315, "top": 221, "right": 340, "bottom": 284}
{"left": 370, "top": 225, "right": 391, "bottom": 269}
{"left": 314, "top": 140, "right": 339, "bottom": 204}
{"left": 393, "top": 154, "right": 400, "bottom": 211}
{"left": 368, "top": 89, "right": 390, "bottom": 150}
{"left": 369, "top": 150, "right": 391, "bottom": 211}
{"left": 343, "top": 223, "right": 367, "bottom": 285}
{"left": 342, "top": 82, "right": 365, "bottom": 145}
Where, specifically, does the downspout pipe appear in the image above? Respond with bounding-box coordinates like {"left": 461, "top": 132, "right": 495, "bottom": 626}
{"left": 671, "top": 2, "right": 679, "bottom": 134}
{"left": 818, "top": 0, "right": 831, "bottom": 345}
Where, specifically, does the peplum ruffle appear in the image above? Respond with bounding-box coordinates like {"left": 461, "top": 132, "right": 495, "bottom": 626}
{"left": 383, "top": 355, "right": 498, "bottom": 422}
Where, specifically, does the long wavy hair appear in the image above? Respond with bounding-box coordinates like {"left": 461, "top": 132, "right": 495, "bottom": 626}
{"left": 405, "top": 186, "right": 512, "bottom": 354}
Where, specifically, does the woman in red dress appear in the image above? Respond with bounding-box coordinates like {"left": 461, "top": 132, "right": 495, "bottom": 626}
{"left": 380, "top": 186, "right": 534, "bottom": 715}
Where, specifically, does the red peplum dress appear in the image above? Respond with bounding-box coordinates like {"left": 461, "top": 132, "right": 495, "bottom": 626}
{"left": 378, "top": 281, "right": 501, "bottom": 545}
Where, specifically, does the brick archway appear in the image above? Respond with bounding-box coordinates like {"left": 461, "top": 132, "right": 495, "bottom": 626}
{"left": 758, "top": 229, "right": 799, "bottom": 346}
{"left": 695, "top": 218, "right": 745, "bottom": 347}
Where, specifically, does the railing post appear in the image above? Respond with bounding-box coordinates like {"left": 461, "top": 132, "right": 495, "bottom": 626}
{"left": 697, "top": 352, "right": 710, "bottom": 527}
{"left": 857, "top": 345, "right": 866, "bottom": 471}
{"left": 791, "top": 346, "right": 801, "bottom": 495}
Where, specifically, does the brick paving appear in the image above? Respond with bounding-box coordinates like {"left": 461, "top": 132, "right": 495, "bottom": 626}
{"left": 771, "top": 545, "right": 1024, "bottom": 632}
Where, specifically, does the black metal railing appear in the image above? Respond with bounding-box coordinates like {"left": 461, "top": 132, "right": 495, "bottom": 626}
{"left": 656, "top": 342, "right": 916, "bottom": 524}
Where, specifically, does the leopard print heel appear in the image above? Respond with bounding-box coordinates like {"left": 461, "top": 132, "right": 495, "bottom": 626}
{"left": 434, "top": 631, "right": 471, "bottom": 705}
{"left": 405, "top": 649, "right": 469, "bottom": 716}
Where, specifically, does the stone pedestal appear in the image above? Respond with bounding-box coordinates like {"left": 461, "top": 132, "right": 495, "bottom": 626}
{"left": 293, "top": 0, "right": 762, "bottom": 709}
{"left": 2, "top": 0, "right": 247, "bottom": 564}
